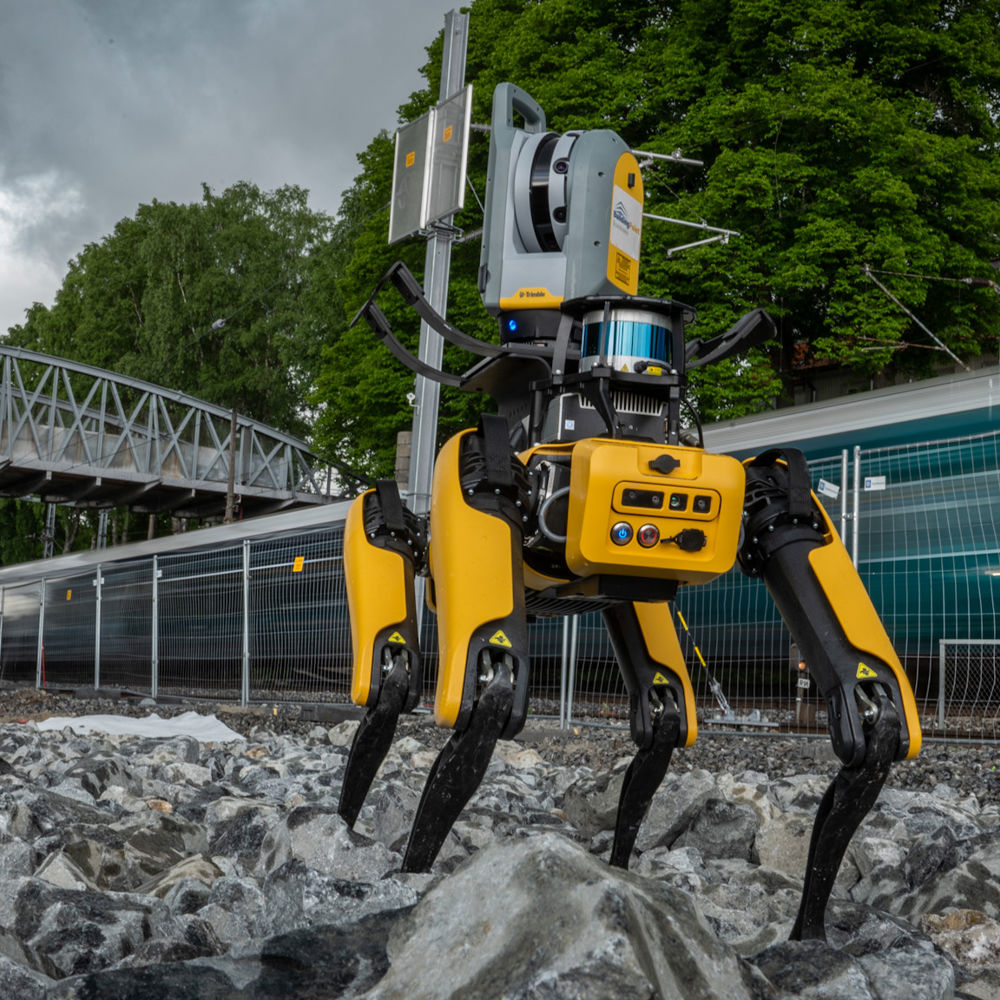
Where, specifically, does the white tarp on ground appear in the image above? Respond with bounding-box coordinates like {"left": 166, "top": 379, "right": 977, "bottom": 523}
{"left": 33, "top": 710, "right": 244, "bottom": 742}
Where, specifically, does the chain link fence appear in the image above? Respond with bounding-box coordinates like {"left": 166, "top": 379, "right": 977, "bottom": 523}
{"left": 0, "top": 428, "right": 997, "bottom": 742}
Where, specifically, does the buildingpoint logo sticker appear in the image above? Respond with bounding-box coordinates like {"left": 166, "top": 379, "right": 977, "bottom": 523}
{"left": 613, "top": 201, "right": 640, "bottom": 235}
{"left": 609, "top": 186, "right": 642, "bottom": 262}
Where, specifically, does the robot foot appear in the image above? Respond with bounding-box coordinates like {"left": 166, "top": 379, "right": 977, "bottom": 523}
{"left": 791, "top": 691, "right": 901, "bottom": 941}
{"left": 401, "top": 658, "right": 515, "bottom": 873}
{"left": 338, "top": 654, "right": 412, "bottom": 828}
{"left": 610, "top": 711, "right": 681, "bottom": 868}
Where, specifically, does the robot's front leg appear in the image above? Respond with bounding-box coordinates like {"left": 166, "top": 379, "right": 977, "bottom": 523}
{"left": 402, "top": 417, "right": 532, "bottom": 872}
{"left": 740, "top": 449, "right": 921, "bottom": 941}
{"left": 602, "top": 601, "right": 696, "bottom": 868}
{"left": 338, "top": 481, "right": 426, "bottom": 828}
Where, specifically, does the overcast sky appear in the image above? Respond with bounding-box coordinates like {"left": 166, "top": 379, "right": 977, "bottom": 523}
{"left": 0, "top": 0, "right": 456, "bottom": 335}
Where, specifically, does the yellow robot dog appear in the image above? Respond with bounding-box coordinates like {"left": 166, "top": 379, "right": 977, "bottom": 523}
{"left": 338, "top": 83, "right": 920, "bottom": 942}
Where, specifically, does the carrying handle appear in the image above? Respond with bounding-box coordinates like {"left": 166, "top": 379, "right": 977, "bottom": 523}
{"left": 493, "top": 82, "right": 546, "bottom": 134}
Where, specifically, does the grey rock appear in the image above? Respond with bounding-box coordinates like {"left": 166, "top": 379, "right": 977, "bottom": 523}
{"left": 64, "top": 755, "right": 139, "bottom": 799}
{"left": 204, "top": 875, "right": 270, "bottom": 940}
{"left": 698, "top": 859, "right": 802, "bottom": 954}
{"left": 138, "top": 854, "right": 223, "bottom": 898}
{"left": 369, "top": 783, "right": 420, "bottom": 853}
{"left": 753, "top": 939, "right": 877, "bottom": 999}
{"left": 261, "top": 860, "right": 417, "bottom": 934}
{"left": 0, "top": 953, "right": 52, "bottom": 1000}
{"left": 560, "top": 767, "right": 624, "bottom": 837}
{"left": 258, "top": 807, "right": 398, "bottom": 881}
{"left": 899, "top": 840, "right": 1000, "bottom": 921}
{"left": 368, "top": 832, "right": 755, "bottom": 1000}
{"left": 47, "top": 962, "right": 239, "bottom": 998}
{"left": 673, "top": 796, "right": 761, "bottom": 862}
{"left": 635, "top": 767, "right": 717, "bottom": 852}
{"left": 162, "top": 875, "right": 215, "bottom": 914}
{"left": 0, "top": 878, "right": 173, "bottom": 979}
{"left": 8, "top": 787, "right": 116, "bottom": 842}
{"left": 242, "top": 910, "right": 411, "bottom": 998}
{"left": 755, "top": 809, "right": 815, "bottom": 878}
{"left": 0, "top": 836, "right": 32, "bottom": 879}
{"left": 857, "top": 944, "right": 956, "bottom": 1000}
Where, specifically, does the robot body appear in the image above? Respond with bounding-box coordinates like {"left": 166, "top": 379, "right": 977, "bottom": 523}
{"left": 337, "top": 82, "right": 921, "bottom": 942}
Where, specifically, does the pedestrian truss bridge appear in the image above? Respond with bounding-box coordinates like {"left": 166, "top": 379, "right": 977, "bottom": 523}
{"left": 0, "top": 346, "right": 334, "bottom": 518}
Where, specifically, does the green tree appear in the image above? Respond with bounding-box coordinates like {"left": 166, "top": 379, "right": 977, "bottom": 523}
{"left": 314, "top": 0, "right": 1000, "bottom": 470}
{"left": 7, "top": 182, "right": 334, "bottom": 437}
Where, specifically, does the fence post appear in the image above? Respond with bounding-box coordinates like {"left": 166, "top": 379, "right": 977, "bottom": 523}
{"left": 839, "top": 449, "right": 850, "bottom": 547}
{"left": 852, "top": 445, "right": 862, "bottom": 568}
{"left": 94, "top": 563, "right": 102, "bottom": 690}
{"left": 565, "top": 616, "right": 580, "bottom": 727}
{"left": 242, "top": 539, "right": 251, "bottom": 706}
{"left": 36, "top": 579, "right": 45, "bottom": 689}
{"left": 938, "top": 638, "right": 946, "bottom": 729}
{"left": 559, "top": 619, "right": 569, "bottom": 729}
{"left": 151, "top": 556, "right": 159, "bottom": 699}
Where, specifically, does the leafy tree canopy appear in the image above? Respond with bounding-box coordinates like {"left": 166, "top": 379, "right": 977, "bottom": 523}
{"left": 314, "top": 0, "right": 1000, "bottom": 469}
{"left": 7, "top": 182, "right": 334, "bottom": 438}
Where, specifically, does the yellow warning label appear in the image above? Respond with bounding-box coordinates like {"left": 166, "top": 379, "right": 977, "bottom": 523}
{"left": 292, "top": 556, "right": 305, "bottom": 573}
{"left": 388, "top": 631, "right": 407, "bottom": 645}
{"left": 66, "top": 589, "right": 72, "bottom": 601}
{"left": 442, "top": 124, "right": 453, "bottom": 143}
{"left": 405, "top": 151, "right": 415, "bottom": 168}
{"left": 489, "top": 630, "right": 513, "bottom": 648}
{"left": 857, "top": 662, "right": 878, "bottom": 679}
{"left": 652, "top": 671, "right": 670, "bottom": 686}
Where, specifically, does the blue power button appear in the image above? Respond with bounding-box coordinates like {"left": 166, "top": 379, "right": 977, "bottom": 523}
{"left": 611, "top": 521, "right": 633, "bottom": 546}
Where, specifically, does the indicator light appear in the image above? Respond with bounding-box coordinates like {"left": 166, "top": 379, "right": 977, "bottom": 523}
{"left": 637, "top": 524, "right": 660, "bottom": 547}
{"left": 610, "top": 521, "right": 633, "bottom": 545}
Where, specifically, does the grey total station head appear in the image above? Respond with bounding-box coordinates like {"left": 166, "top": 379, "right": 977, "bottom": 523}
{"left": 477, "top": 83, "right": 645, "bottom": 344}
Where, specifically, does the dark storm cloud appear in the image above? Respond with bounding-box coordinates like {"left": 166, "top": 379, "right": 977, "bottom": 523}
{"left": 0, "top": 0, "right": 452, "bottom": 330}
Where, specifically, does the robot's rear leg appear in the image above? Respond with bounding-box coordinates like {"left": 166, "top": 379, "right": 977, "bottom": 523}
{"left": 601, "top": 601, "right": 696, "bottom": 868}
{"left": 740, "top": 449, "right": 921, "bottom": 940}
{"left": 338, "top": 481, "right": 426, "bottom": 828}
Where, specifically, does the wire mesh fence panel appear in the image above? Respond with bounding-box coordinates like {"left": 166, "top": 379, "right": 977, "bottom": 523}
{"left": 564, "top": 612, "right": 625, "bottom": 724}
{"left": 527, "top": 616, "right": 570, "bottom": 718}
{"left": 0, "top": 583, "right": 41, "bottom": 685}
{"left": 418, "top": 601, "right": 440, "bottom": 708}
{"left": 41, "top": 574, "right": 98, "bottom": 687}
{"left": 937, "top": 640, "right": 1000, "bottom": 739}
{"left": 248, "top": 528, "right": 352, "bottom": 703}
{"left": 157, "top": 547, "right": 243, "bottom": 698}
{"left": 857, "top": 431, "right": 1000, "bottom": 739}
{"left": 99, "top": 561, "right": 154, "bottom": 693}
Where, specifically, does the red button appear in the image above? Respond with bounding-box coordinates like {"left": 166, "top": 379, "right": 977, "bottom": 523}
{"left": 637, "top": 524, "right": 660, "bottom": 547}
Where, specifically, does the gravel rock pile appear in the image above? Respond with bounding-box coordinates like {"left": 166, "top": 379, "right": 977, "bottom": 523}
{"left": 0, "top": 686, "right": 996, "bottom": 998}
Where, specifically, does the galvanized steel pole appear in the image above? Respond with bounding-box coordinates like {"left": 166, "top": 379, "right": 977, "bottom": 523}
{"left": 407, "top": 10, "right": 469, "bottom": 630}
{"left": 406, "top": 9, "right": 469, "bottom": 518}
